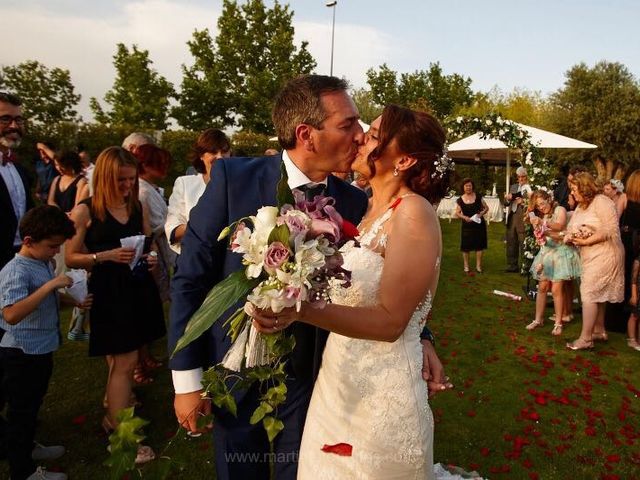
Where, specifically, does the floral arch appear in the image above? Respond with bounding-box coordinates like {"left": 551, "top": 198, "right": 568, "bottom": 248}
{"left": 445, "top": 113, "right": 557, "bottom": 277}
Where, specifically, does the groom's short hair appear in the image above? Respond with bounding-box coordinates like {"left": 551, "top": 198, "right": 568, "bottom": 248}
{"left": 272, "top": 75, "right": 349, "bottom": 150}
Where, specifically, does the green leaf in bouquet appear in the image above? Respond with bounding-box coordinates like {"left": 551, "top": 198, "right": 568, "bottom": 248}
{"left": 172, "top": 270, "right": 260, "bottom": 356}
{"left": 271, "top": 333, "right": 296, "bottom": 358}
{"left": 224, "top": 307, "right": 248, "bottom": 342}
{"left": 277, "top": 161, "right": 295, "bottom": 208}
{"left": 263, "top": 416, "right": 285, "bottom": 443}
{"left": 264, "top": 382, "right": 287, "bottom": 405}
{"left": 249, "top": 401, "right": 274, "bottom": 425}
{"left": 267, "top": 223, "right": 291, "bottom": 246}
{"left": 246, "top": 365, "right": 275, "bottom": 381}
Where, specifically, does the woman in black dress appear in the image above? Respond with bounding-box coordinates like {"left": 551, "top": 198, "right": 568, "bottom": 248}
{"left": 455, "top": 178, "right": 488, "bottom": 273}
{"left": 65, "top": 147, "right": 163, "bottom": 463}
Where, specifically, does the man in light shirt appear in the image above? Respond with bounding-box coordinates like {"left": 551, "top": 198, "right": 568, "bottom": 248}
{"left": 504, "top": 166, "right": 532, "bottom": 272}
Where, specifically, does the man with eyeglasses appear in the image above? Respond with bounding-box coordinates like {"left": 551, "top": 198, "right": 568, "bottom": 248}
{"left": 503, "top": 166, "right": 531, "bottom": 272}
{"left": 0, "top": 92, "right": 33, "bottom": 271}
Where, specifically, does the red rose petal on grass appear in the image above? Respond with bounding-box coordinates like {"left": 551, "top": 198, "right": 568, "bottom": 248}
{"left": 585, "top": 426, "right": 596, "bottom": 436}
{"left": 522, "top": 458, "right": 533, "bottom": 469}
{"left": 467, "top": 410, "right": 477, "bottom": 417}
{"left": 480, "top": 447, "right": 490, "bottom": 457}
{"left": 321, "top": 443, "right": 352, "bottom": 456}
{"left": 71, "top": 415, "right": 87, "bottom": 425}
{"left": 602, "top": 475, "right": 620, "bottom": 480}
{"left": 469, "top": 462, "right": 480, "bottom": 471}
{"left": 605, "top": 454, "right": 621, "bottom": 463}
{"left": 535, "top": 396, "right": 547, "bottom": 406}
{"left": 529, "top": 473, "right": 539, "bottom": 480}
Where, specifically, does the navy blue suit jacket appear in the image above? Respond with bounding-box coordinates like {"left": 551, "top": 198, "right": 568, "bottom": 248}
{"left": 168, "top": 154, "right": 368, "bottom": 384}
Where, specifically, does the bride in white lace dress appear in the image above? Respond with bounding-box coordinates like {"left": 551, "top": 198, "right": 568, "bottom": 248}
{"left": 253, "top": 105, "right": 453, "bottom": 479}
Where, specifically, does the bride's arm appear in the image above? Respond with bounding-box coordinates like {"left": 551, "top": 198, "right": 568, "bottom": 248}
{"left": 298, "top": 197, "right": 441, "bottom": 342}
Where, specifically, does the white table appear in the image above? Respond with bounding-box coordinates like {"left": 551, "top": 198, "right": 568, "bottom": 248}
{"left": 436, "top": 196, "right": 504, "bottom": 223}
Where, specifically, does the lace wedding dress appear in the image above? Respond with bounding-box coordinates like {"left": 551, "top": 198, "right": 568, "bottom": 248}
{"left": 298, "top": 199, "right": 436, "bottom": 479}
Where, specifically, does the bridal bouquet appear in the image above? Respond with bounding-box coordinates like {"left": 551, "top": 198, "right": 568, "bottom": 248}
{"left": 572, "top": 224, "right": 594, "bottom": 240}
{"left": 173, "top": 170, "right": 357, "bottom": 441}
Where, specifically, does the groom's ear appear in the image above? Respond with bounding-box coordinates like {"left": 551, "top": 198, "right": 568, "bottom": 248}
{"left": 296, "top": 124, "right": 315, "bottom": 152}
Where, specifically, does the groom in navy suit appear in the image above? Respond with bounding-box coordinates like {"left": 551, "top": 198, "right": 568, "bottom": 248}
{"left": 168, "top": 75, "right": 368, "bottom": 479}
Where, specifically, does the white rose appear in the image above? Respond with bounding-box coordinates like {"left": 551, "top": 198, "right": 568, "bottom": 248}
{"left": 533, "top": 167, "right": 541, "bottom": 174}
{"left": 254, "top": 206, "right": 278, "bottom": 231}
{"left": 525, "top": 159, "right": 534, "bottom": 166}
{"left": 486, "top": 119, "right": 493, "bottom": 126}
{"left": 456, "top": 116, "right": 463, "bottom": 123}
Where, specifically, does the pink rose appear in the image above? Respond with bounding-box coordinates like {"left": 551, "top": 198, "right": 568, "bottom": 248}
{"left": 264, "top": 242, "right": 290, "bottom": 272}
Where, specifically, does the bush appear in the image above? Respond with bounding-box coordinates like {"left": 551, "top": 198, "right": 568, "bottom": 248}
{"left": 231, "top": 130, "right": 279, "bottom": 157}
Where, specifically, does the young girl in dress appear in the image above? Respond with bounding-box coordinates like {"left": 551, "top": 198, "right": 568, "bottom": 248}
{"left": 526, "top": 190, "right": 581, "bottom": 335}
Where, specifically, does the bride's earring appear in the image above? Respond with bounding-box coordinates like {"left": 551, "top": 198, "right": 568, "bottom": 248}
{"left": 393, "top": 166, "right": 399, "bottom": 177}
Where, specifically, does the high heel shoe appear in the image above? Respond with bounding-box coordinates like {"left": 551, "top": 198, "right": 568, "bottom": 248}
{"left": 566, "top": 338, "right": 594, "bottom": 350}
{"left": 592, "top": 331, "right": 608, "bottom": 342}
{"left": 526, "top": 319, "right": 543, "bottom": 330}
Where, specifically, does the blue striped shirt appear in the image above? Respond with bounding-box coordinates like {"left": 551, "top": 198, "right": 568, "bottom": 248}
{"left": 0, "top": 254, "right": 61, "bottom": 354}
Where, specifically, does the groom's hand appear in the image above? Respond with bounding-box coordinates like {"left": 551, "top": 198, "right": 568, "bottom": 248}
{"left": 174, "top": 390, "right": 212, "bottom": 434}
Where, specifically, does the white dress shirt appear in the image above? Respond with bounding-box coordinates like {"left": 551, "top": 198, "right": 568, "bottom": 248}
{"left": 0, "top": 151, "right": 27, "bottom": 247}
{"left": 164, "top": 174, "right": 207, "bottom": 255}
{"left": 172, "top": 152, "right": 328, "bottom": 394}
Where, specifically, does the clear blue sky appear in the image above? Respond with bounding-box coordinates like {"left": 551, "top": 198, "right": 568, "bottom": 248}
{"left": 4, "top": 0, "right": 639, "bottom": 121}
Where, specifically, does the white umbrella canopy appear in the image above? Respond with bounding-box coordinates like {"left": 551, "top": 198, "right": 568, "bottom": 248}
{"left": 448, "top": 122, "right": 597, "bottom": 161}
{"left": 448, "top": 121, "right": 598, "bottom": 196}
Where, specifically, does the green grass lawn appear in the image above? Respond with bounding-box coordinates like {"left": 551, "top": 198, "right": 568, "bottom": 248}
{"left": 2, "top": 219, "right": 638, "bottom": 479}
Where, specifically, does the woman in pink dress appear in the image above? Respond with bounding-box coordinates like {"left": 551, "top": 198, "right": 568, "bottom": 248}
{"left": 564, "top": 172, "right": 624, "bottom": 350}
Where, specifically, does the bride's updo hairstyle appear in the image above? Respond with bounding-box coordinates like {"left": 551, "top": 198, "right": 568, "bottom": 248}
{"left": 366, "top": 104, "right": 450, "bottom": 204}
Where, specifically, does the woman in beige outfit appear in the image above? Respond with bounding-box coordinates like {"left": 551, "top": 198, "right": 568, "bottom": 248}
{"left": 565, "top": 172, "right": 624, "bottom": 350}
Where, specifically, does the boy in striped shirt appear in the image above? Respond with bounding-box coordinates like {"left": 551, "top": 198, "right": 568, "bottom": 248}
{"left": 0, "top": 205, "right": 88, "bottom": 480}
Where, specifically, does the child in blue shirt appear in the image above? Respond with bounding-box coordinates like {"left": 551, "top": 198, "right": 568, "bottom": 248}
{"left": 0, "top": 205, "right": 89, "bottom": 480}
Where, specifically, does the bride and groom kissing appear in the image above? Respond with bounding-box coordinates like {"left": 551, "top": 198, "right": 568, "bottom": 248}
{"left": 168, "top": 74, "right": 454, "bottom": 479}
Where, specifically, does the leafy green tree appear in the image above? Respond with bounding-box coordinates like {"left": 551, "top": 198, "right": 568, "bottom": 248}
{"left": 91, "top": 44, "right": 175, "bottom": 130}
{"left": 0, "top": 60, "right": 81, "bottom": 129}
{"left": 351, "top": 88, "right": 383, "bottom": 124}
{"left": 456, "top": 87, "right": 550, "bottom": 127}
{"left": 366, "top": 62, "right": 473, "bottom": 118}
{"left": 548, "top": 61, "right": 640, "bottom": 179}
{"left": 174, "top": 0, "right": 316, "bottom": 133}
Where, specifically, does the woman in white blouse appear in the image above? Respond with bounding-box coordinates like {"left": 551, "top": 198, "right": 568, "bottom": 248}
{"left": 165, "top": 129, "right": 231, "bottom": 255}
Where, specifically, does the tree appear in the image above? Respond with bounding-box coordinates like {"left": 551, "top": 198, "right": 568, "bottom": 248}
{"left": 174, "top": 0, "right": 316, "bottom": 133}
{"left": 549, "top": 61, "right": 640, "bottom": 179}
{"left": 351, "top": 88, "right": 383, "bottom": 124}
{"left": 91, "top": 44, "right": 175, "bottom": 130}
{"left": 0, "top": 60, "right": 81, "bottom": 129}
{"left": 366, "top": 62, "right": 473, "bottom": 119}
{"left": 456, "top": 87, "right": 550, "bottom": 127}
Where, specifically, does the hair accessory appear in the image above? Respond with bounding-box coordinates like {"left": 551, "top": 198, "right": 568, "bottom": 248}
{"left": 393, "top": 166, "right": 399, "bottom": 177}
{"left": 610, "top": 178, "right": 624, "bottom": 193}
{"left": 431, "top": 145, "right": 455, "bottom": 179}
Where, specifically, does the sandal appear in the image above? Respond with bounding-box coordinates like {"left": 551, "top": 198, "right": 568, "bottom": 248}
{"left": 551, "top": 323, "right": 563, "bottom": 336}
{"left": 526, "top": 319, "right": 543, "bottom": 330}
{"left": 463, "top": 267, "right": 470, "bottom": 273}
{"left": 626, "top": 338, "right": 640, "bottom": 351}
{"left": 549, "top": 314, "right": 574, "bottom": 323}
{"left": 133, "top": 365, "right": 154, "bottom": 385}
{"left": 566, "top": 338, "right": 594, "bottom": 350}
{"left": 592, "top": 331, "right": 608, "bottom": 342}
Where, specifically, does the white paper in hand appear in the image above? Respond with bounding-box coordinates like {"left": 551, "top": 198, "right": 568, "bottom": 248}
{"left": 470, "top": 213, "right": 482, "bottom": 224}
{"left": 120, "top": 234, "right": 145, "bottom": 270}
{"left": 65, "top": 269, "right": 88, "bottom": 303}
